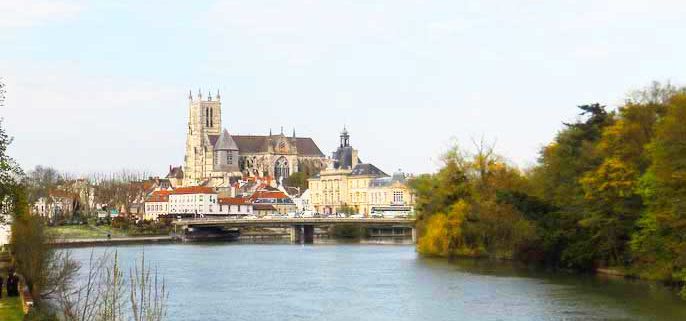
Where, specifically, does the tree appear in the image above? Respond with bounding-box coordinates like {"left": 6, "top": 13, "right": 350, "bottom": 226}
{"left": 631, "top": 93, "right": 686, "bottom": 284}
{"left": 283, "top": 172, "right": 308, "bottom": 191}
{"left": 526, "top": 104, "right": 614, "bottom": 270}
{"left": 0, "top": 78, "right": 24, "bottom": 221}
{"left": 412, "top": 142, "right": 535, "bottom": 259}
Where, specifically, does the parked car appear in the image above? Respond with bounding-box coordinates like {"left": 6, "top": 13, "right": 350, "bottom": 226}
{"left": 350, "top": 214, "right": 365, "bottom": 219}
{"left": 370, "top": 212, "right": 384, "bottom": 218}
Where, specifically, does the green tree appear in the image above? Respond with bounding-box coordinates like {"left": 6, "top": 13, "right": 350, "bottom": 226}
{"left": 283, "top": 172, "right": 308, "bottom": 190}
{"left": 412, "top": 142, "right": 536, "bottom": 259}
{"left": 631, "top": 93, "right": 686, "bottom": 285}
{"left": 525, "top": 104, "right": 613, "bottom": 269}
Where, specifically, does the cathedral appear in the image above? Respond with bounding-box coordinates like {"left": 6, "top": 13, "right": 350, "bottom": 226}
{"left": 182, "top": 90, "right": 328, "bottom": 186}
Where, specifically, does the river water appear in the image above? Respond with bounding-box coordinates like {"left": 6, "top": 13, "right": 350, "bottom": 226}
{"left": 68, "top": 242, "right": 685, "bottom": 321}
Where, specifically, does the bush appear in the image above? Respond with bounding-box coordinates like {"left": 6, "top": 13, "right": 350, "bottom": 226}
{"left": 25, "top": 306, "right": 59, "bottom": 321}
{"left": 330, "top": 224, "right": 363, "bottom": 239}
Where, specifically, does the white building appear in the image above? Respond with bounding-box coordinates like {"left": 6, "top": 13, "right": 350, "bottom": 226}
{"left": 217, "top": 197, "right": 253, "bottom": 216}
{"left": 31, "top": 190, "right": 77, "bottom": 219}
{"left": 293, "top": 189, "right": 311, "bottom": 212}
{"left": 144, "top": 190, "right": 171, "bottom": 221}
{"left": 168, "top": 186, "right": 218, "bottom": 215}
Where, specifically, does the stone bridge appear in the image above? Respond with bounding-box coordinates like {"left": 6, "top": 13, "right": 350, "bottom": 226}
{"left": 171, "top": 217, "right": 416, "bottom": 243}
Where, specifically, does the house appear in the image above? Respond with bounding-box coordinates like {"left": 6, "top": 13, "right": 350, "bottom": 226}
{"left": 31, "top": 190, "right": 78, "bottom": 219}
{"left": 293, "top": 189, "right": 311, "bottom": 212}
{"left": 253, "top": 204, "right": 278, "bottom": 217}
{"left": 249, "top": 189, "right": 296, "bottom": 215}
{"left": 168, "top": 186, "right": 218, "bottom": 216}
{"left": 217, "top": 197, "right": 253, "bottom": 216}
{"left": 144, "top": 190, "right": 172, "bottom": 221}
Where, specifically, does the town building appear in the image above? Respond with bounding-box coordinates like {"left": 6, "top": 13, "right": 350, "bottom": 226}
{"left": 253, "top": 204, "right": 278, "bottom": 216}
{"left": 31, "top": 190, "right": 79, "bottom": 219}
{"left": 217, "top": 197, "right": 253, "bottom": 216}
{"left": 181, "top": 90, "right": 328, "bottom": 186}
{"left": 366, "top": 171, "right": 415, "bottom": 217}
{"left": 144, "top": 190, "right": 171, "bottom": 221}
{"left": 308, "top": 129, "right": 415, "bottom": 216}
{"left": 168, "top": 186, "right": 218, "bottom": 216}
{"left": 293, "top": 189, "right": 312, "bottom": 212}
{"left": 249, "top": 189, "right": 296, "bottom": 215}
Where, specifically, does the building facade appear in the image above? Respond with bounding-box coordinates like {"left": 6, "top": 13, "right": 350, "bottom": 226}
{"left": 144, "top": 190, "right": 171, "bottom": 221}
{"left": 308, "top": 129, "right": 415, "bottom": 216}
{"left": 249, "top": 190, "right": 296, "bottom": 215}
{"left": 182, "top": 90, "right": 328, "bottom": 186}
{"left": 217, "top": 197, "right": 253, "bottom": 216}
{"left": 168, "top": 186, "right": 218, "bottom": 215}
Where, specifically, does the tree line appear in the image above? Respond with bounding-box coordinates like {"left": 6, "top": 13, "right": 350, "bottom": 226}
{"left": 411, "top": 82, "right": 686, "bottom": 298}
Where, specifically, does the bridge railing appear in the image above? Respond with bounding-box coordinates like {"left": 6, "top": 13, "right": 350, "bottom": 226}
{"left": 171, "top": 217, "right": 415, "bottom": 225}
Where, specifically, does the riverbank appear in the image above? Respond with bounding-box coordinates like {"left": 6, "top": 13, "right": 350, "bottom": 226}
{"left": 51, "top": 235, "right": 176, "bottom": 247}
{"left": 0, "top": 251, "right": 23, "bottom": 321}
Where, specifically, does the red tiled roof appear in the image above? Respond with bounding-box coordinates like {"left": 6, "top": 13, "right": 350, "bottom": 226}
{"left": 147, "top": 190, "right": 171, "bottom": 202}
{"left": 253, "top": 204, "right": 277, "bottom": 211}
{"left": 218, "top": 197, "right": 250, "bottom": 205}
{"left": 250, "top": 190, "right": 290, "bottom": 200}
{"left": 172, "top": 186, "right": 216, "bottom": 195}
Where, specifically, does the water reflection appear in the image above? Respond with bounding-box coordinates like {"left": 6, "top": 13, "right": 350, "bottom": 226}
{"left": 65, "top": 242, "right": 685, "bottom": 321}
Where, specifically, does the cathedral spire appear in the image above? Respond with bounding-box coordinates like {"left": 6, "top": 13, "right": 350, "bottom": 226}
{"left": 216, "top": 89, "right": 221, "bottom": 101}
{"left": 208, "top": 91, "right": 212, "bottom": 101}
{"left": 269, "top": 128, "right": 272, "bottom": 136}
{"left": 197, "top": 88, "right": 202, "bottom": 100}
{"left": 292, "top": 128, "right": 296, "bottom": 138}
{"left": 188, "top": 90, "right": 192, "bottom": 101}
{"left": 280, "top": 126, "right": 284, "bottom": 135}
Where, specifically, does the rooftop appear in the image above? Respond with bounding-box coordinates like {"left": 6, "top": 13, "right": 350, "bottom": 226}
{"left": 171, "top": 186, "right": 216, "bottom": 195}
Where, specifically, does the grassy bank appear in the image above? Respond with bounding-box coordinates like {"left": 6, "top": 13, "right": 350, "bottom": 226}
{"left": 0, "top": 294, "right": 24, "bottom": 321}
{"left": 47, "top": 224, "right": 117, "bottom": 239}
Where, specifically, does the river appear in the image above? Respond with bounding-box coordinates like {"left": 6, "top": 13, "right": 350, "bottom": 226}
{"left": 67, "top": 242, "right": 685, "bottom": 321}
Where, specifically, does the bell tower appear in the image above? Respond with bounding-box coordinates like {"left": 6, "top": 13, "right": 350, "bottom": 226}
{"left": 183, "top": 88, "right": 222, "bottom": 184}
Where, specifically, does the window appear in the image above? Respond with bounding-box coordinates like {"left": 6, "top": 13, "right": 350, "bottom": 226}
{"left": 227, "top": 153, "right": 233, "bottom": 165}
{"left": 274, "top": 157, "right": 289, "bottom": 180}
{"left": 393, "top": 191, "right": 404, "bottom": 204}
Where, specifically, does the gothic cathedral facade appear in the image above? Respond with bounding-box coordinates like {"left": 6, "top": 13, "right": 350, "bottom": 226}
{"left": 183, "top": 90, "right": 328, "bottom": 186}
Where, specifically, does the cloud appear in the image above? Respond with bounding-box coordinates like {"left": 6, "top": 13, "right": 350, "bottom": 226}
{"left": 0, "top": 0, "right": 83, "bottom": 28}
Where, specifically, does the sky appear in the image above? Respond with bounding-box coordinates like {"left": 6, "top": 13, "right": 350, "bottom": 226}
{"left": 1, "top": 0, "right": 685, "bottom": 177}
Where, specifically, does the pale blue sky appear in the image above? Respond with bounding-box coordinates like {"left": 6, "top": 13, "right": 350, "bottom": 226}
{"left": 1, "top": 0, "right": 684, "bottom": 176}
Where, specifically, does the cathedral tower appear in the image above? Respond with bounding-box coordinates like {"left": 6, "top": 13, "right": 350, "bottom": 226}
{"left": 184, "top": 89, "right": 222, "bottom": 184}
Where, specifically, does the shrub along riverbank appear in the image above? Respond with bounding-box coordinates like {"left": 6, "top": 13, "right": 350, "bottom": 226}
{"left": 412, "top": 83, "right": 686, "bottom": 299}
